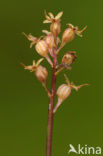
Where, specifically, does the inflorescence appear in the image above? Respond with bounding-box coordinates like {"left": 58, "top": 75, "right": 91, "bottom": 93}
{"left": 21, "top": 11, "right": 88, "bottom": 113}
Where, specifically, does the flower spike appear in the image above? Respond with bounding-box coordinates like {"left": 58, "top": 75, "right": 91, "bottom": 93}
{"left": 21, "top": 11, "right": 89, "bottom": 156}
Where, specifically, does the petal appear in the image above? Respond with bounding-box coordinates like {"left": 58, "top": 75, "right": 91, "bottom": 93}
{"left": 57, "top": 37, "right": 61, "bottom": 44}
{"left": 20, "top": 62, "right": 35, "bottom": 71}
{"left": 55, "top": 11, "right": 63, "bottom": 20}
{"left": 28, "top": 34, "right": 37, "bottom": 41}
{"left": 36, "top": 58, "right": 44, "bottom": 67}
{"left": 48, "top": 12, "right": 54, "bottom": 19}
{"left": 67, "top": 23, "right": 74, "bottom": 29}
{"left": 44, "top": 10, "right": 51, "bottom": 21}
{"left": 43, "top": 20, "right": 51, "bottom": 24}
{"left": 25, "top": 65, "right": 33, "bottom": 71}
{"left": 42, "top": 30, "right": 50, "bottom": 35}
{"left": 20, "top": 62, "right": 26, "bottom": 68}
{"left": 64, "top": 74, "right": 70, "bottom": 85}
{"left": 24, "top": 65, "right": 33, "bottom": 71}
{"left": 30, "top": 42, "right": 35, "bottom": 48}
{"left": 22, "top": 32, "right": 37, "bottom": 42}
{"left": 76, "top": 25, "right": 87, "bottom": 37}
{"left": 33, "top": 60, "right": 36, "bottom": 66}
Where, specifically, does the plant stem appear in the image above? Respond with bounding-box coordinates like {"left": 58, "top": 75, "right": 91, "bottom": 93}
{"left": 46, "top": 49, "right": 57, "bottom": 156}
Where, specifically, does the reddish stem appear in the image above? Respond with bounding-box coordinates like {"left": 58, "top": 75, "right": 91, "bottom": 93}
{"left": 46, "top": 49, "right": 57, "bottom": 156}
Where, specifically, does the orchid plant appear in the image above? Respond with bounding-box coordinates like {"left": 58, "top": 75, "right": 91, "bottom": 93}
{"left": 21, "top": 11, "right": 88, "bottom": 156}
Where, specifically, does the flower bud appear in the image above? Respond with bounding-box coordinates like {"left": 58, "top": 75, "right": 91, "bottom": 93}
{"left": 43, "top": 11, "right": 63, "bottom": 36}
{"left": 44, "top": 34, "right": 55, "bottom": 49}
{"left": 35, "top": 65, "right": 48, "bottom": 83}
{"left": 21, "top": 59, "right": 48, "bottom": 84}
{"left": 61, "top": 27, "right": 75, "bottom": 46}
{"left": 62, "top": 51, "right": 77, "bottom": 65}
{"left": 53, "top": 84, "right": 71, "bottom": 113}
{"left": 61, "top": 24, "right": 87, "bottom": 47}
{"left": 50, "top": 21, "right": 61, "bottom": 36}
{"left": 35, "top": 40, "right": 49, "bottom": 57}
{"left": 57, "top": 84, "right": 71, "bottom": 102}
{"left": 22, "top": 32, "right": 39, "bottom": 48}
{"left": 35, "top": 40, "right": 53, "bottom": 67}
{"left": 53, "top": 74, "right": 89, "bottom": 113}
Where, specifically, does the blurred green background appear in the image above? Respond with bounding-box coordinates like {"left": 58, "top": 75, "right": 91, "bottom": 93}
{"left": 0, "top": 0, "right": 103, "bottom": 156}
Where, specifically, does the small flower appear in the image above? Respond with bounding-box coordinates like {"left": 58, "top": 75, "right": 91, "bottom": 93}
{"left": 21, "top": 58, "right": 48, "bottom": 84}
{"left": 62, "top": 51, "right": 77, "bottom": 66}
{"left": 35, "top": 40, "right": 49, "bottom": 57}
{"left": 42, "top": 30, "right": 55, "bottom": 49}
{"left": 43, "top": 11, "right": 63, "bottom": 24}
{"left": 55, "top": 51, "right": 76, "bottom": 75}
{"left": 50, "top": 21, "right": 61, "bottom": 37}
{"left": 43, "top": 11, "right": 63, "bottom": 36}
{"left": 35, "top": 40, "right": 53, "bottom": 67}
{"left": 22, "top": 32, "right": 38, "bottom": 48}
{"left": 20, "top": 60, "right": 36, "bottom": 72}
{"left": 53, "top": 84, "right": 71, "bottom": 113}
{"left": 23, "top": 32, "right": 53, "bottom": 67}
{"left": 57, "top": 84, "right": 71, "bottom": 103}
{"left": 42, "top": 30, "right": 61, "bottom": 49}
{"left": 21, "top": 58, "right": 44, "bottom": 72}
{"left": 61, "top": 24, "right": 87, "bottom": 47}
{"left": 23, "top": 32, "right": 48, "bottom": 57}
{"left": 35, "top": 65, "right": 48, "bottom": 83}
{"left": 53, "top": 74, "right": 88, "bottom": 113}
